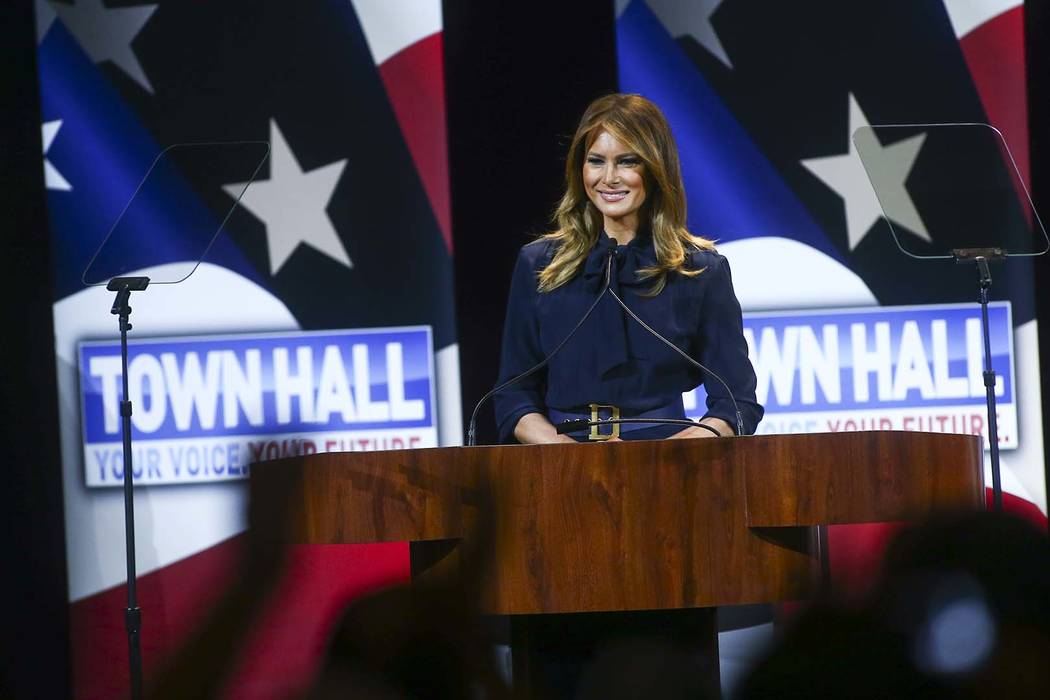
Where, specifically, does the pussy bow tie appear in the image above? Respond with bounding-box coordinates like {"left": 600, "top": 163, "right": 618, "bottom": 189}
{"left": 579, "top": 235, "right": 657, "bottom": 377}
{"left": 581, "top": 234, "right": 656, "bottom": 291}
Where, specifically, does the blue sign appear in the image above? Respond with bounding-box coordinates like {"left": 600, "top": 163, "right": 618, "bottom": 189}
{"left": 686, "top": 303, "right": 1016, "bottom": 447}
{"left": 78, "top": 327, "right": 437, "bottom": 486}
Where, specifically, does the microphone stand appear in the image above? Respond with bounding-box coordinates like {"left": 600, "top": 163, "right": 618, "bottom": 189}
{"left": 952, "top": 248, "right": 1005, "bottom": 512}
{"left": 107, "top": 275, "right": 150, "bottom": 700}
{"left": 467, "top": 252, "right": 616, "bottom": 446}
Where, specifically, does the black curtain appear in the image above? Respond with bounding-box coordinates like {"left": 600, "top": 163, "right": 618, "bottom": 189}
{"left": 444, "top": 0, "right": 619, "bottom": 444}
{"left": 1027, "top": 0, "right": 1050, "bottom": 504}
{"left": 0, "top": 0, "right": 71, "bottom": 697}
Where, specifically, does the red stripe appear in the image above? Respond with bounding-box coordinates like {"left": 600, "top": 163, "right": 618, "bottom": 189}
{"left": 377, "top": 33, "right": 452, "bottom": 252}
{"left": 986, "top": 487, "right": 1049, "bottom": 531}
{"left": 826, "top": 488, "right": 1048, "bottom": 601}
{"left": 828, "top": 521, "right": 909, "bottom": 600}
{"left": 69, "top": 538, "right": 408, "bottom": 700}
{"left": 220, "top": 543, "right": 408, "bottom": 699}
{"left": 958, "top": 7, "right": 1030, "bottom": 197}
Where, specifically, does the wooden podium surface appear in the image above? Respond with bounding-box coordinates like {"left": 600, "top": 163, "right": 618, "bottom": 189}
{"left": 253, "top": 431, "right": 983, "bottom": 615}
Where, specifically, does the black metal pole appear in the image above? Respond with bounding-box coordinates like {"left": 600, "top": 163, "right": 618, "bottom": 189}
{"left": 110, "top": 279, "right": 147, "bottom": 700}
{"left": 976, "top": 257, "right": 1004, "bottom": 512}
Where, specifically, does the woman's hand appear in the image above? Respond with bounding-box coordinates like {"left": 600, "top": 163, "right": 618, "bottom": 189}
{"left": 513, "top": 412, "right": 578, "bottom": 444}
{"left": 669, "top": 418, "right": 733, "bottom": 440}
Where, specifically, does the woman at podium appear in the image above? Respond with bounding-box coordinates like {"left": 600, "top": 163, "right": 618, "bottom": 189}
{"left": 494, "top": 93, "right": 763, "bottom": 443}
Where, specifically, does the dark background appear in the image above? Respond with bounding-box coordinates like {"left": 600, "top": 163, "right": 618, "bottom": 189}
{"left": 1, "top": 0, "right": 71, "bottom": 697}
{"left": 443, "top": 1, "right": 618, "bottom": 444}
{"left": 1, "top": 0, "right": 1045, "bottom": 696}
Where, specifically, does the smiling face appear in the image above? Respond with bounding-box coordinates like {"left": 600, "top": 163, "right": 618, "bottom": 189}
{"left": 583, "top": 130, "right": 647, "bottom": 237}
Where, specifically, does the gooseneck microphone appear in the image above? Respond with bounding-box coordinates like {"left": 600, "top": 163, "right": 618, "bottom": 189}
{"left": 466, "top": 251, "right": 616, "bottom": 446}
{"left": 606, "top": 285, "right": 745, "bottom": 437}
{"left": 467, "top": 245, "right": 747, "bottom": 445}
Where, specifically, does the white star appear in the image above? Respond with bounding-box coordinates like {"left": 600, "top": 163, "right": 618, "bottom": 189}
{"left": 224, "top": 120, "right": 352, "bottom": 275}
{"left": 645, "top": 0, "right": 733, "bottom": 68}
{"left": 802, "top": 94, "right": 931, "bottom": 251}
{"left": 35, "top": 0, "right": 57, "bottom": 43}
{"left": 42, "top": 120, "right": 72, "bottom": 191}
{"left": 50, "top": 0, "right": 158, "bottom": 93}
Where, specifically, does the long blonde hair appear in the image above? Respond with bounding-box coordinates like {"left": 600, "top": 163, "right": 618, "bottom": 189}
{"left": 538, "top": 93, "right": 714, "bottom": 295}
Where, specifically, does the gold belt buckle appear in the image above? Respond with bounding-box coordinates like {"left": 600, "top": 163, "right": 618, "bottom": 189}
{"left": 588, "top": 403, "right": 620, "bottom": 441}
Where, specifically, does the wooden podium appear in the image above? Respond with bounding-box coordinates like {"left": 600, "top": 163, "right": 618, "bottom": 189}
{"left": 252, "top": 431, "right": 983, "bottom": 695}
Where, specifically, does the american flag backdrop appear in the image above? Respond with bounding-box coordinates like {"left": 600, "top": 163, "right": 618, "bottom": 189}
{"left": 36, "top": 1, "right": 453, "bottom": 697}
{"left": 33, "top": 0, "right": 1050, "bottom": 696}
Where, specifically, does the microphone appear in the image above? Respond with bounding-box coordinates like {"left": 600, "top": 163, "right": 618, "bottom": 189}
{"left": 466, "top": 251, "right": 615, "bottom": 446}
{"left": 606, "top": 285, "right": 745, "bottom": 436}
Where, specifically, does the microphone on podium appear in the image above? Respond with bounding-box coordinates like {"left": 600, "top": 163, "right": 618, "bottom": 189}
{"left": 605, "top": 284, "right": 745, "bottom": 437}
{"left": 466, "top": 250, "right": 617, "bottom": 446}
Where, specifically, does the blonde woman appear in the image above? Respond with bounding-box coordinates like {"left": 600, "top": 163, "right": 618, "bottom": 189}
{"left": 494, "top": 93, "right": 762, "bottom": 443}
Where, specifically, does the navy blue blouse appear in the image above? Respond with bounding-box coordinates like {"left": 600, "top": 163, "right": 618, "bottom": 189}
{"left": 493, "top": 232, "right": 763, "bottom": 442}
